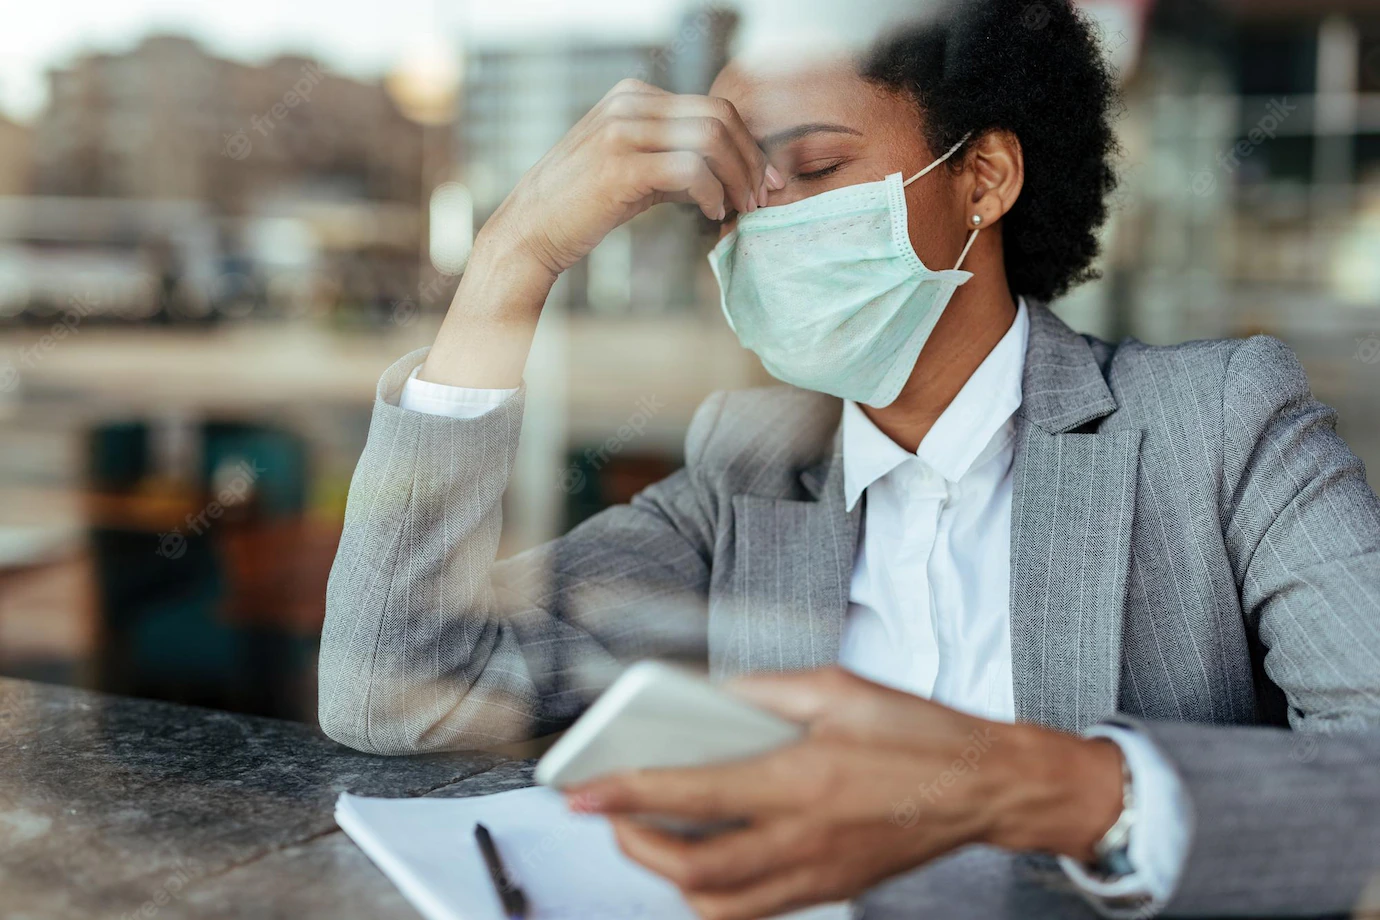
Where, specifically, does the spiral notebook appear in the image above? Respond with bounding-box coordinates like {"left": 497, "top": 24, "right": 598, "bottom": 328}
{"left": 336, "top": 786, "right": 851, "bottom": 920}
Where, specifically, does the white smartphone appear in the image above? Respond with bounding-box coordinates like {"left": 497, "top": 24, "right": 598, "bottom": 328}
{"left": 534, "top": 660, "right": 804, "bottom": 790}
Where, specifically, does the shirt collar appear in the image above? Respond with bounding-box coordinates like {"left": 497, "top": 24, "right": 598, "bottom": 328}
{"left": 842, "top": 298, "right": 1030, "bottom": 511}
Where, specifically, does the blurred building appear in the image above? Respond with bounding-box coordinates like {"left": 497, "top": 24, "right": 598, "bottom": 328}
{"left": 0, "top": 115, "right": 30, "bottom": 196}
{"left": 7, "top": 35, "right": 431, "bottom": 325}
{"left": 1076, "top": 0, "right": 1380, "bottom": 490}
{"left": 0, "top": 36, "right": 445, "bottom": 712}
{"left": 0, "top": 197, "right": 216, "bottom": 321}
{"left": 1101, "top": 0, "right": 1380, "bottom": 342}
{"left": 32, "top": 35, "right": 424, "bottom": 210}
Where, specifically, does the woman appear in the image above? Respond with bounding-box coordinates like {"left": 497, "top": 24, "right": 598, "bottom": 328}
{"left": 319, "top": 1, "right": 1380, "bottom": 917}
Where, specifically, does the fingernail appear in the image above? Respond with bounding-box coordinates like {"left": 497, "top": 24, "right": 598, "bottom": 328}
{"left": 757, "top": 179, "right": 769, "bottom": 208}
{"left": 567, "top": 791, "right": 602, "bottom": 813}
{"left": 745, "top": 197, "right": 756, "bottom": 213}
{"left": 765, "top": 165, "right": 785, "bottom": 189}
{"left": 716, "top": 204, "right": 726, "bottom": 221}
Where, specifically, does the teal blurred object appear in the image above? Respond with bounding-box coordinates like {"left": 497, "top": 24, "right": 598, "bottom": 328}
{"left": 128, "top": 547, "right": 242, "bottom": 683}
{"left": 86, "top": 421, "right": 148, "bottom": 491}
{"left": 202, "top": 422, "right": 307, "bottom": 515}
{"left": 91, "top": 524, "right": 241, "bottom": 705}
{"left": 86, "top": 421, "right": 312, "bottom": 717}
{"left": 561, "top": 449, "right": 608, "bottom": 530}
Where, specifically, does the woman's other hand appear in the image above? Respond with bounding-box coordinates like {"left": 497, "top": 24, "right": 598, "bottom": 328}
{"left": 567, "top": 667, "right": 1124, "bottom": 920}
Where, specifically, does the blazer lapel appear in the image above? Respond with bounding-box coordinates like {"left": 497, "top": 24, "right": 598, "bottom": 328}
{"left": 1009, "top": 304, "right": 1140, "bottom": 732}
{"left": 715, "top": 428, "right": 861, "bottom": 678}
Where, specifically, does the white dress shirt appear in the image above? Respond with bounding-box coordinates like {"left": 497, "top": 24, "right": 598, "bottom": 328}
{"left": 836, "top": 307, "right": 1022, "bottom": 717}
{"left": 396, "top": 299, "right": 1190, "bottom": 915}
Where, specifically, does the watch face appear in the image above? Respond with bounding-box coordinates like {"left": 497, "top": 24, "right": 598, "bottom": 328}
{"left": 1097, "top": 847, "right": 1135, "bottom": 879}
{"left": 1091, "top": 754, "right": 1137, "bottom": 878}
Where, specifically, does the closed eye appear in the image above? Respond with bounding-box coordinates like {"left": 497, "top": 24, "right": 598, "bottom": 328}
{"left": 796, "top": 161, "right": 844, "bottom": 181}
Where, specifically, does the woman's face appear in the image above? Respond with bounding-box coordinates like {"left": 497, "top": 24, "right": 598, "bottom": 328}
{"left": 709, "top": 58, "right": 976, "bottom": 275}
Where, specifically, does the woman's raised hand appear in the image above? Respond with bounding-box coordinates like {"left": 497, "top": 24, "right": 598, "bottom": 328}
{"left": 489, "top": 78, "right": 783, "bottom": 277}
{"left": 422, "top": 79, "right": 781, "bottom": 389}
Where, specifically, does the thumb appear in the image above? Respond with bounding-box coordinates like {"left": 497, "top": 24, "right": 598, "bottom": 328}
{"left": 723, "top": 667, "right": 852, "bottom": 724}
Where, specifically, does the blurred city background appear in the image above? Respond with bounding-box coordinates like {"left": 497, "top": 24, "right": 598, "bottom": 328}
{"left": 1, "top": 0, "right": 1378, "bottom": 723}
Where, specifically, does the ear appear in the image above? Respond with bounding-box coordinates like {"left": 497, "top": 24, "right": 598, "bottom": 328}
{"left": 964, "top": 130, "right": 1023, "bottom": 228}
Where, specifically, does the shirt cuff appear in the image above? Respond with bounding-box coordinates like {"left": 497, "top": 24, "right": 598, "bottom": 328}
{"left": 1058, "top": 723, "right": 1193, "bottom": 917}
{"left": 398, "top": 366, "right": 519, "bottom": 419}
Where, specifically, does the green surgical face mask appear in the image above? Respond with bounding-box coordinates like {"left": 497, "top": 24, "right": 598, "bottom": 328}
{"left": 708, "top": 134, "right": 978, "bottom": 408}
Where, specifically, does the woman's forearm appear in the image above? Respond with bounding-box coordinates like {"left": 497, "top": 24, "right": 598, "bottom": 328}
{"left": 418, "top": 227, "right": 558, "bottom": 390}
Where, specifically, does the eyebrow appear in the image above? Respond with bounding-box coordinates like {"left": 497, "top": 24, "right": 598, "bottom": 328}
{"left": 757, "top": 122, "right": 863, "bottom": 152}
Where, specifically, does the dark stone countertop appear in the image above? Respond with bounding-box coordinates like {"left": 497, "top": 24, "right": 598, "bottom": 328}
{"left": 0, "top": 677, "right": 1112, "bottom": 920}
{"left": 0, "top": 678, "right": 508, "bottom": 919}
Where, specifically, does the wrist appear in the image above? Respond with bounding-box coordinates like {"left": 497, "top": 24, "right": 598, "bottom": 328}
{"left": 421, "top": 228, "right": 557, "bottom": 388}
{"left": 464, "top": 226, "right": 560, "bottom": 313}
{"left": 980, "top": 724, "right": 1125, "bottom": 863}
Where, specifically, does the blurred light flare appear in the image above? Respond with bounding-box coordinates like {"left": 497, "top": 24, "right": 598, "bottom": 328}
{"left": 429, "top": 182, "right": 474, "bottom": 275}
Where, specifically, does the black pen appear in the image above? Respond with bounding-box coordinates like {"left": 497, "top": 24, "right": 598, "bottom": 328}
{"left": 474, "top": 822, "right": 529, "bottom": 919}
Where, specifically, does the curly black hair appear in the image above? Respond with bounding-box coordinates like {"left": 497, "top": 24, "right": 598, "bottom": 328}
{"left": 862, "top": 0, "right": 1120, "bottom": 302}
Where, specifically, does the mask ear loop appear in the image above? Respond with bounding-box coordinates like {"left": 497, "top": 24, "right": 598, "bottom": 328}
{"left": 901, "top": 131, "right": 974, "bottom": 187}
{"left": 899, "top": 131, "right": 979, "bottom": 272}
{"left": 953, "top": 228, "right": 979, "bottom": 271}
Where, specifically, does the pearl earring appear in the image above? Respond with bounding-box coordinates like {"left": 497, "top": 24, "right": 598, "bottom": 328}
{"left": 971, "top": 214, "right": 983, "bottom": 226}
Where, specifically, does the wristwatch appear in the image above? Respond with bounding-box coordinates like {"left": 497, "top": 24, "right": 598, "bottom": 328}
{"left": 1091, "top": 751, "right": 1136, "bottom": 878}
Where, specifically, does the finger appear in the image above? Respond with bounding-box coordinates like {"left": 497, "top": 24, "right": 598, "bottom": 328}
{"left": 609, "top": 819, "right": 710, "bottom": 889}
{"left": 693, "top": 94, "right": 786, "bottom": 202}
{"left": 610, "top": 816, "right": 813, "bottom": 893}
{"left": 685, "top": 864, "right": 837, "bottom": 920}
{"left": 605, "top": 117, "right": 757, "bottom": 216}
{"left": 569, "top": 78, "right": 663, "bottom": 136}
{"left": 723, "top": 668, "right": 854, "bottom": 724}
{"left": 597, "top": 81, "right": 784, "bottom": 200}
{"left": 601, "top": 92, "right": 775, "bottom": 209}
{"left": 726, "top": 667, "right": 958, "bottom": 748}
{"left": 569, "top": 748, "right": 806, "bottom": 819}
{"left": 600, "top": 77, "right": 669, "bottom": 101}
{"left": 632, "top": 151, "right": 726, "bottom": 221}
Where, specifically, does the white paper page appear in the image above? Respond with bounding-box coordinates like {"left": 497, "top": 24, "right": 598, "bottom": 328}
{"left": 336, "top": 786, "right": 851, "bottom": 920}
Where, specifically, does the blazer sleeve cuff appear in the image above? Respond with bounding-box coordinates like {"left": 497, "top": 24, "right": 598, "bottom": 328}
{"left": 398, "top": 365, "right": 521, "bottom": 420}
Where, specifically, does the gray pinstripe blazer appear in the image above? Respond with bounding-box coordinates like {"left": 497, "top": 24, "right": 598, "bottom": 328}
{"left": 320, "top": 303, "right": 1380, "bottom": 916}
